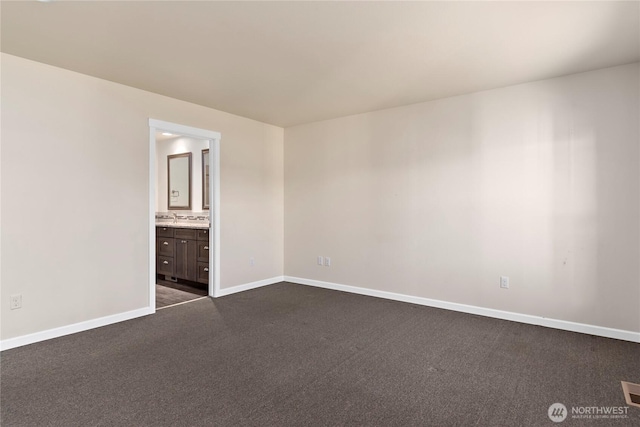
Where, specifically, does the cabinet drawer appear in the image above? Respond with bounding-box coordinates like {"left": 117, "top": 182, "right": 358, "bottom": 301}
{"left": 157, "top": 237, "right": 174, "bottom": 257}
{"left": 197, "top": 229, "right": 209, "bottom": 241}
{"left": 157, "top": 256, "right": 175, "bottom": 276}
{"left": 174, "top": 228, "right": 197, "bottom": 240}
{"left": 156, "top": 226, "right": 174, "bottom": 238}
{"left": 197, "top": 241, "right": 209, "bottom": 263}
{"left": 197, "top": 262, "right": 210, "bottom": 284}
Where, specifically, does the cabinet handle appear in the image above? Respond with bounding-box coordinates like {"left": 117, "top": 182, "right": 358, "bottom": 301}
{"left": 163, "top": 241, "right": 169, "bottom": 245}
{"left": 163, "top": 261, "right": 169, "bottom": 265}
{"left": 181, "top": 240, "right": 187, "bottom": 243}
{"left": 162, "top": 228, "right": 167, "bottom": 231}
{"left": 204, "top": 267, "right": 209, "bottom": 272}
{"left": 203, "top": 246, "right": 209, "bottom": 250}
{"left": 204, "top": 231, "right": 207, "bottom": 234}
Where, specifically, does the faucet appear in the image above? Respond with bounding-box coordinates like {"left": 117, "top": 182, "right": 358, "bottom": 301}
{"left": 171, "top": 212, "right": 178, "bottom": 224}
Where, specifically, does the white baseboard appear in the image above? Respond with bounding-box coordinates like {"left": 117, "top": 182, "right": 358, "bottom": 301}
{"left": 1, "top": 275, "right": 283, "bottom": 351}
{"left": 4, "top": 275, "right": 637, "bottom": 351}
{"left": 216, "top": 275, "right": 285, "bottom": 297}
{"left": 0, "top": 307, "right": 154, "bottom": 351}
{"left": 284, "top": 276, "right": 640, "bottom": 343}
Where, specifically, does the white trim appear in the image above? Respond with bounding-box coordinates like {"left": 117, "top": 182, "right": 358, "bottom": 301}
{"left": 156, "top": 296, "right": 209, "bottom": 310}
{"left": 149, "top": 119, "right": 221, "bottom": 141}
{"left": 210, "top": 138, "right": 221, "bottom": 297}
{"left": 284, "top": 276, "right": 640, "bottom": 343}
{"left": 217, "top": 276, "right": 285, "bottom": 297}
{"left": 148, "top": 126, "right": 157, "bottom": 311}
{"left": 0, "top": 307, "right": 154, "bottom": 351}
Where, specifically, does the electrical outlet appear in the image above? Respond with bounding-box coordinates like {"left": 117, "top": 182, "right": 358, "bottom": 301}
{"left": 10, "top": 294, "right": 22, "bottom": 310}
{"left": 500, "top": 276, "right": 509, "bottom": 289}
{"left": 317, "top": 256, "right": 324, "bottom": 266}
{"left": 250, "top": 257, "right": 255, "bottom": 266}
{"left": 324, "top": 257, "right": 331, "bottom": 267}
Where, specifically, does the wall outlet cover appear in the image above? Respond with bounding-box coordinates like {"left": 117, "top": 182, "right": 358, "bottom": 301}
{"left": 500, "top": 276, "right": 509, "bottom": 289}
{"left": 10, "top": 294, "right": 22, "bottom": 310}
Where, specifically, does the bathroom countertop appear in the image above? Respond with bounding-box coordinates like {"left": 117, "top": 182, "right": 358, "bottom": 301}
{"left": 155, "top": 222, "right": 210, "bottom": 230}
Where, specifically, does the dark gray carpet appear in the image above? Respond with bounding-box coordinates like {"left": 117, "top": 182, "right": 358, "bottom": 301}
{"left": 1, "top": 282, "right": 638, "bottom": 426}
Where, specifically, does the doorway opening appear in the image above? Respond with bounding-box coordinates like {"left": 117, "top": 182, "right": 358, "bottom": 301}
{"left": 148, "top": 119, "right": 221, "bottom": 311}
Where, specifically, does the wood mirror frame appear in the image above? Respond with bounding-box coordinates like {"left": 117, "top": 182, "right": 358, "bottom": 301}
{"left": 202, "top": 149, "right": 210, "bottom": 210}
{"left": 167, "top": 152, "right": 192, "bottom": 210}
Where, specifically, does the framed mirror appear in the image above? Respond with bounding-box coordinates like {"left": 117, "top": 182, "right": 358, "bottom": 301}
{"left": 168, "top": 152, "right": 192, "bottom": 210}
{"left": 202, "top": 149, "right": 210, "bottom": 210}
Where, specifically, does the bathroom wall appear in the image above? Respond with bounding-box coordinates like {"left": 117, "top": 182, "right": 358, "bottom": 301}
{"left": 156, "top": 135, "right": 210, "bottom": 213}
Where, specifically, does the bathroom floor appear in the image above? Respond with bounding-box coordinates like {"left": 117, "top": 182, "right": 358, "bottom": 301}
{"left": 156, "top": 280, "right": 208, "bottom": 309}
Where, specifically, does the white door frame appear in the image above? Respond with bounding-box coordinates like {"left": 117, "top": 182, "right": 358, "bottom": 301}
{"left": 148, "top": 119, "right": 222, "bottom": 311}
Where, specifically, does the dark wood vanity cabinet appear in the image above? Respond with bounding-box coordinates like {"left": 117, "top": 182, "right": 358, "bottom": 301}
{"left": 156, "top": 226, "right": 175, "bottom": 276}
{"left": 174, "top": 228, "right": 198, "bottom": 282}
{"left": 197, "top": 262, "right": 210, "bottom": 283}
{"left": 157, "top": 256, "right": 175, "bottom": 277}
{"left": 157, "top": 226, "right": 174, "bottom": 238}
{"left": 197, "top": 241, "right": 209, "bottom": 262}
{"left": 156, "top": 226, "right": 210, "bottom": 285}
{"left": 195, "top": 229, "right": 210, "bottom": 285}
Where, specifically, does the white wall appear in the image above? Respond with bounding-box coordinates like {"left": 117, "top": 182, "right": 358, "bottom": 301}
{"left": 156, "top": 136, "right": 209, "bottom": 213}
{"left": 284, "top": 63, "right": 640, "bottom": 333}
{"left": 1, "top": 53, "right": 284, "bottom": 341}
{"left": 2, "top": 51, "right": 637, "bottom": 343}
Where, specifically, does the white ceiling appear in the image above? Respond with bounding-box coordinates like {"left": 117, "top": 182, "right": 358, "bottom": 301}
{"left": 2, "top": 1, "right": 638, "bottom": 127}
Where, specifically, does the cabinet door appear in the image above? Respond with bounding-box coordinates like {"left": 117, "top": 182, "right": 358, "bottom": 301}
{"left": 175, "top": 239, "right": 197, "bottom": 281}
